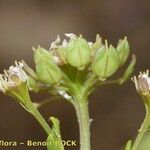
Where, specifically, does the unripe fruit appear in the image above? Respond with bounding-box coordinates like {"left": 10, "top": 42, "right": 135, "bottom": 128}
{"left": 92, "top": 41, "right": 120, "bottom": 80}
{"left": 66, "top": 36, "right": 91, "bottom": 68}
{"left": 34, "top": 46, "right": 62, "bottom": 84}
{"left": 117, "top": 37, "right": 130, "bottom": 66}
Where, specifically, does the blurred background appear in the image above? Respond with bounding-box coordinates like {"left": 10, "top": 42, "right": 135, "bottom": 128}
{"left": 0, "top": 0, "right": 150, "bottom": 149}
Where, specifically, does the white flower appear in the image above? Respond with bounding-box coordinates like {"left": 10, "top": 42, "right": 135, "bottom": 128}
{"left": 132, "top": 70, "right": 150, "bottom": 94}
{"left": 0, "top": 61, "right": 27, "bottom": 93}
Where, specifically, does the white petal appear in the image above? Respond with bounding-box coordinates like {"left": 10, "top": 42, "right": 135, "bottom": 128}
{"left": 65, "top": 33, "right": 76, "bottom": 39}
{"left": 0, "top": 76, "right": 5, "bottom": 92}
{"left": 88, "top": 42, "right": 93, "bottom": 48}
{"left": 50, "top": 35, "right": 61, "bottom": 50}
{"left": 62, "top": 39, "right": 68, "bottom": 48}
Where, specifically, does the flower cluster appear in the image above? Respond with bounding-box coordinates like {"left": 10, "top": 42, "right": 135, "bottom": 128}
{"left": 132, "top": 70, "right": 150, "bottom": 95}
{"left": 0, "top": 33, "right": 133, "bottom": 101}
{"left": 32, "top": 33, "right": 131, "bottom": 86}
{"left": 49, "top": 34, "right": 130, "bottom": 71}
{"left": 0, "top": 34, "right": 137, "bottom": 150}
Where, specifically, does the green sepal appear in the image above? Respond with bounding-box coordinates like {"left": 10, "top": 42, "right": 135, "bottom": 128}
{"left": 47, "top": 117, "right": 64, "bottom": 150}
{"left": 8, "top": 83, "right": 30, "bottom": 107}
{"left": 36, "top": 60, "right": 62, "bottom": 84}
{"left": 66, "top": 36, "right": 91, "bottom": 68}
{"left": 92, "top": 44, "right": 120, "bottom": 80}
{"left": 34, "top": 46, "right": 53, "bottom": 64}
{"left": 117, "top": 37, "right": 130, "bottom": 66}
{"left": 34, "top": 46, "right": 62, "bottom": 84}
{"left": 27, "top": 75, "right": 39, "bottom": 92}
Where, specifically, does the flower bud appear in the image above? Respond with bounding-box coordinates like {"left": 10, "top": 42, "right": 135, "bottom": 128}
{"left": 92, "top": 40, "right": 120, "bottom": 80}
{"left": 132, "top": 70, "right": 150, "bottom": 95}
{"left": 66, "top": 34, "right": 91, "bottom": 68}
{"left": 34, "top": 46, "right": 62, "bottom": 84}
{"left": 117, "top": 37, "right": 130, "bottom": 66}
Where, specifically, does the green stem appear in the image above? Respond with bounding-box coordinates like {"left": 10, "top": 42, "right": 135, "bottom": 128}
{"left": 132, "top": 95, "right": 150, "bottom": 150}
{"left": 74, "top": 98, "right": 91, "bottom": 150}
{"left": 27, "top": 100, "right": 51, "bottom": 135}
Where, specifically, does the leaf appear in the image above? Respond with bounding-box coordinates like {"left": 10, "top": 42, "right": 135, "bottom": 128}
{"left": 47, "top": 117, "right": 64, "bottom": 150}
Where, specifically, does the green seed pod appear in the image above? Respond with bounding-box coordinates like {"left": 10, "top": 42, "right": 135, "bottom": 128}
{"left": 117, "top": 37, "right": 130, "bottom": 66}
{"left": 33, "top": 46, "right": 52, "bottom": 64}
{"left": 66, "top": 35, "right": 91, "bottom": 68}
{"left": 34, "top": 46, "right": 62, "bottom": 84}
{"left": 92, "top": 40, "right": 120, "bottom": 80}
